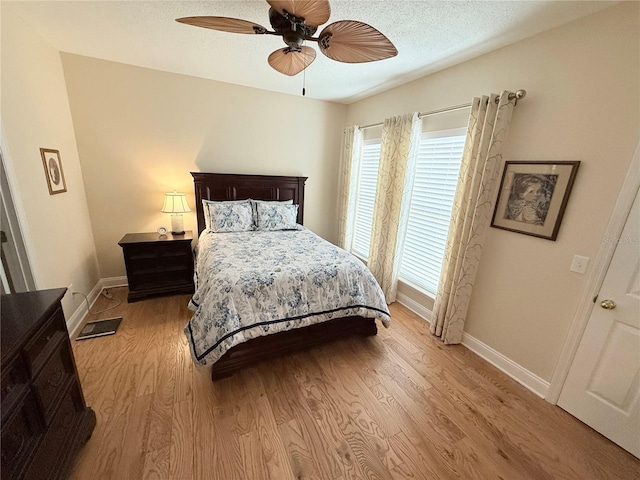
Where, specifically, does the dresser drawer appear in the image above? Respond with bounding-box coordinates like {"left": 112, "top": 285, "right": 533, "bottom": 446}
{"left": 32, "top": 338, "right": 75, "bottom": 424}
{"left": 24, "top": 307, "right": 67, "bottom": 375}
{"left": 1, "top": 389, "right": 43, "bottom": 480}
{"left": 2, "top": 358, "right": 29, "bottom": 414}
{"left": 23, "top": 381, "right": 84, "bottom": 480}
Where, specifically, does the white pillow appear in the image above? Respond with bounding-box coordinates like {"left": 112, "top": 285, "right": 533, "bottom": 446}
{"left": 206, "top": 202, "right": 254, "bottom": 233}
{"left": 255, "top": 203, "right": 299, "bottom": 231}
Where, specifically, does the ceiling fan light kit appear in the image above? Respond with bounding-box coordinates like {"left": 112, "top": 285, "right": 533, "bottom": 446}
{"left": 176, "top": 0, "right": 397, "bottom": 77}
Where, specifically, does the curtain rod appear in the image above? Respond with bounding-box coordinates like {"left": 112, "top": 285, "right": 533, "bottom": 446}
{"left": 359, "top": 89, "right": 527, "bottom": 131}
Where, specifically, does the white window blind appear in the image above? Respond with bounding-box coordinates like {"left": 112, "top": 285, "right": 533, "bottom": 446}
{"left": 398, "top": 128, "right": 466, "bottom": 295}
{"left": 351, "top": 140, "right": 381, "bottom": 259}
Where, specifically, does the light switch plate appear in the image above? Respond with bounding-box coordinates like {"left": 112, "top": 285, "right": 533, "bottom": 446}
{"left": 570, "top": 255, "right": 589, "bottom": 274}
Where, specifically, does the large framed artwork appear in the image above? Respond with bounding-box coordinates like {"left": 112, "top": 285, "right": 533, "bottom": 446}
{"left": 40, "top": 148, "right": 67, "bottom": 195}
{"left": 491, "top": 161, "right": 580, "bottom": 241}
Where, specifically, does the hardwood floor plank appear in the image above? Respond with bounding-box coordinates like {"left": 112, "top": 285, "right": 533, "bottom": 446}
{"left": 169, "top": 399, "right": 194, "bottom": 480}
{"left": 141, "top": 444, "right": 171, "bottom": 480}
{"left": 239, "top": 428, "right": 270, "bottom": 479}
{"left": 253, "top": 392, "right": 297, "bottom": 480}
{"left": 173, "top": 332, "right": 193, "bottom": 403}
{"left": 115, "top": 394, "right": 153, "bottom": 480}
{"left": 388, "top": 431, "right": 456, "bottom": 480}
{"left": 285, "top": 355, "right": 368, "bottom": 479}
{"left": 67, "top": 289, "right": 640, "bottom": 480}
{"left": 279, "top": 418, "right": 323, "bottom": 480}
{"left": 144, "top": 340, "right": 177, "bottom": 456}
{"left": 296, "top": 350, "right": 397, "bottom": 480}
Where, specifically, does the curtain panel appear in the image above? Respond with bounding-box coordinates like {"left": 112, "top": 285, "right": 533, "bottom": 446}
{"left": 368, "top": 112, "right": 421, "bottom": 303}
{"left": 337, "top": 126, "right": 363, "bottom": 250}
{"left": 431, "top": 91, "right": 516, "bottom": 344}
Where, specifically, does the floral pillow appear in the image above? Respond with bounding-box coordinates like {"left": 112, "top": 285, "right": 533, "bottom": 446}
{"left": 255, "top": 203, "right": 299, "bottom": 231}
{"left": 250, "top": 199, "right": 293, "bottom": 223}
{"left": 202, "top": 199, "right": 250, "bottom": 230}
{"left": 207, "top": 202, "right": 254, "bottom": 233}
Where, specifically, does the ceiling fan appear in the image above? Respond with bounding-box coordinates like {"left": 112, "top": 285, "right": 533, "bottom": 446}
{"left": 176, "top": 0, "right": 398, "bottom": 76}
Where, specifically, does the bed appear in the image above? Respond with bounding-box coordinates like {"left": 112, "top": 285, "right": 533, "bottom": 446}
{"left": 186, "top": 172, "right": 390, "bottom": 380}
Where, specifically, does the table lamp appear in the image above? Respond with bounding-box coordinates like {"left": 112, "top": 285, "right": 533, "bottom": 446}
{"left": 161, "top": 191, "right": 191, "bottom": 234}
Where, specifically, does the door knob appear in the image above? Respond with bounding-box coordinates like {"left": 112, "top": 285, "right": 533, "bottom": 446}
{"left": 600, "top": 299, "right": 616, "bottom": 310}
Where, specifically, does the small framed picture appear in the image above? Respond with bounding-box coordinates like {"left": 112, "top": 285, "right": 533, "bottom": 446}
{"left": 40, "top": 148, "right": 67, "bottom": 195}
{"left": 491, "top": 161, "right": 580, "bottom": 241}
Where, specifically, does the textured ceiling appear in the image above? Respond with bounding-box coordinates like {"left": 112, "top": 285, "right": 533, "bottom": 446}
{"left": 5, "top": 1, "right": 615, "bottom": 104}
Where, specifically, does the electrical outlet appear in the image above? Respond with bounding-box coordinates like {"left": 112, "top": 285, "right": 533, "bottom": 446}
{"left": 570, "top": 255, "right": 589, "bottom": 275}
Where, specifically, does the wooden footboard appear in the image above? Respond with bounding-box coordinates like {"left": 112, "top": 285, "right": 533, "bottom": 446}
{"left": 210, "top": 316, "right": 378, "bottom": 380}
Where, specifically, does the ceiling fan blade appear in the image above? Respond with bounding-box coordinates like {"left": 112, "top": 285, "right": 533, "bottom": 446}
{"left": 267, "top": 0, "right": 330, "bottom": 27}
{"left": 268, "top": 46, "right": 316, "bottom": 76}
{"left": 318, "top": 20, "right": 397, "bottom": 63}
{"left": 176, "top": 16, "right": 268, "bottom": 34}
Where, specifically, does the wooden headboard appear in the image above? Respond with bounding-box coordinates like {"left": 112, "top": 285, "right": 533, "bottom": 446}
{"left": 192, "top": 172, "right": 308, "bottom": 235}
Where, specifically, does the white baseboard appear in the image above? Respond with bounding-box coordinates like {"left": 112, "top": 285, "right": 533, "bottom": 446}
{"left": 102, "top": 276, "right": 128, "bottom": 289}
{"left": 66, "top": 281, "right": 102, "bottom": 337}
{"left": 461, "top": 332, "right": 550, "bottom": 399}
{"left": 66, "top": 276, "right": 128, "bottom": 336}
{"left": 396, "top": 291, "right": 433, "bottom": 323}
{"left": 395, "top": 295, "right": 549, "bottom": 399}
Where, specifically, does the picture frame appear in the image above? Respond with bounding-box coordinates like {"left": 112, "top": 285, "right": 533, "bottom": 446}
{"left": 40, "top": 148, "right": 67, "bottom": 195}
{"left": 491, "top": 161, "right": 580, "bottom": 241}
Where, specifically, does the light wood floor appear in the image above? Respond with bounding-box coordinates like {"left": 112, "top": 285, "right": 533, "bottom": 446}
{"left": 68, "top": 287, "right": 639, "bottom": 479}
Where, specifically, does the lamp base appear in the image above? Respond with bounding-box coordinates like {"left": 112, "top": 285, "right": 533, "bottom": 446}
{"left": 170, "top": 214, "right": 185, "bottom": 235}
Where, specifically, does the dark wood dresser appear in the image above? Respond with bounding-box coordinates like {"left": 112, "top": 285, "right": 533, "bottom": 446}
{"left": 119, "top": 231, "right": 195, "bottom": 302}
{"left": 1, "top": 288, "right": 96, "bottom": 480}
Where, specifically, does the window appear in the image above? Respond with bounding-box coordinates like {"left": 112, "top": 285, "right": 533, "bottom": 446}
{"left": 351, "top": 140, "right": 380, "bottom": 259}
{"left": 398, "top": 128, "right": 466, "bottom": 295}
{"left": 349, "top": 128, "right": 466, "bottom": 297}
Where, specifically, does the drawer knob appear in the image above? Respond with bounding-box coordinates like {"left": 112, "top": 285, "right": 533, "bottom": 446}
{"left": 48, "top": 368, "right": 65, "bottom": 388}
{"left": 2, "top": 432, "right": 26, "bottom": 461}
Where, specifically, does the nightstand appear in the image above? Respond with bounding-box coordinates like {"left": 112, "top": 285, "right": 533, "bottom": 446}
{"left": 118, "top": 231, "right": 195, "bottom": 302}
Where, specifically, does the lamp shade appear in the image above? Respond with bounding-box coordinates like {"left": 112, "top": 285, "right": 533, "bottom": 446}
{"left": 161, "top": 192, "right": 191, "bottom": 214}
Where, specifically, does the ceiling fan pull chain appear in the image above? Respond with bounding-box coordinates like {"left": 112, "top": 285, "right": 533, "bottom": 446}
{"left": 302, "top": 41, "right": 307, "bottom": 96}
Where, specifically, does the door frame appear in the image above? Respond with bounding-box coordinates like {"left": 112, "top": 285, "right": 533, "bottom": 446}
{"left": 547, "top": 142, "right": 640, "bottom": 404}
{"left": 0, "top": 125, "right": 38, "bottom": 292}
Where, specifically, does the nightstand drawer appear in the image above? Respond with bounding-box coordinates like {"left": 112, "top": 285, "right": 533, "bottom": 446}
{"left": 124, "top": 242, "right": 192, "bottom": 260}
{"left": 126, "top": 251, "right": 193, "bottom": 273}
{"left": 129, "top": 269, "right": 192, "bottom": 289}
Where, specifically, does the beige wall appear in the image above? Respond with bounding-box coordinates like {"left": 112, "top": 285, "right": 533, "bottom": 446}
{"left": 345, "top": 2, "right": 640, "bottom": 381}
{"left": 60, "top": 55, "right": 347, "bottom": 278}
{"left": 1, "top": 8, "right": 100, "bottom": 317}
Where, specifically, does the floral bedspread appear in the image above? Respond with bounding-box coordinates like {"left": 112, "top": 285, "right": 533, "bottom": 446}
{"left": 185, "top": 227, "right": 390, "bottom": 366}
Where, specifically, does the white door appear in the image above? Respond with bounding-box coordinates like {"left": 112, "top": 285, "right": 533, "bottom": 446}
{"left": 558, "top": 187, "right": 640, "bottom": 457}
